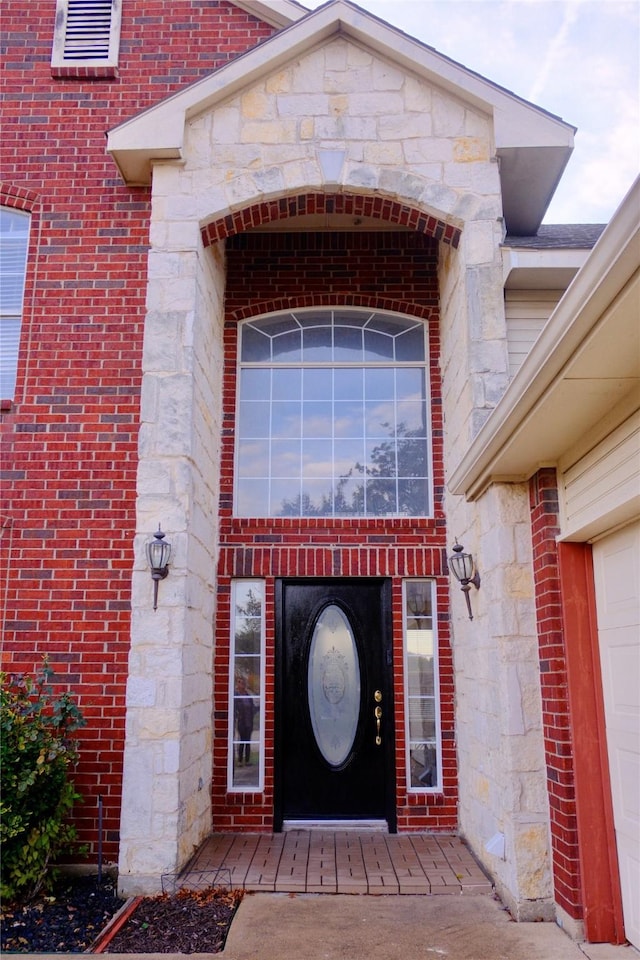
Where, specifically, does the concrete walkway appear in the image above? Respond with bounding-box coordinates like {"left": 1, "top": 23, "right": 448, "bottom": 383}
{"left": 220, "top": 893, "right": 639, "bottom": 960}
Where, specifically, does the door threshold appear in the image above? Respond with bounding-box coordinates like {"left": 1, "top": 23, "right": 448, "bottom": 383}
{"left": 282, "top": 819, "right": 389, "bottom": 832}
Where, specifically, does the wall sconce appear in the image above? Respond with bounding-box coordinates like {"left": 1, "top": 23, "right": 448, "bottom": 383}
{"left": 448, "top": 540, "right": 481, "bottom": 620}
{"left": 146, "top": 525, "right": 171, "bottom": 611}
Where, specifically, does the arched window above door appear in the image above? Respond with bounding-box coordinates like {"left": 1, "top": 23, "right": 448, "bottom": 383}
{"left": 235, "top": 309, "right": 432, "bottom": 519}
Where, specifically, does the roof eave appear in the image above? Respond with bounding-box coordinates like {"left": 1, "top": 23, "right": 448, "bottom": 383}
{"left": 449, "top": 176, "right": 640, "bottom": 501}
{"left": 232, "top": 0, "right": 307, "bottom": 30}
{"left": 107, "top": 0, "right": 575, "bottom": 225}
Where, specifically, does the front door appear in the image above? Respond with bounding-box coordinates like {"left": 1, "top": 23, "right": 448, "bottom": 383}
{"left": 275, "top": 579, "right": 395, "bottom": 830}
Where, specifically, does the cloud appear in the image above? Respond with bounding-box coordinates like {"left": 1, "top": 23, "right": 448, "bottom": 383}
{"left": 527, "top": 1, "right": 581, "bottom": 104}
{"left": 304, "top": 0, "right": 639, "bottom": 221}
{"left": 546, "top": 88, "right": 640, "bottom": 222}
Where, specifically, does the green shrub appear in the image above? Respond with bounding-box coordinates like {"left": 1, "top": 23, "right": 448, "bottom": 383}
{"left": 0, "top": 658, "right": 86, "bottom": 902}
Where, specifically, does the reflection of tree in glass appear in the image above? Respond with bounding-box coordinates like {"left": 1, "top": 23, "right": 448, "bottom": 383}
{"left": 279, "top": 492, "right": 325, "bottom": 517}
{"left": 235, "top": 589, "right": 261, "bottom": 654}
{"left": 277, "top": 423, "right": 428, "bottom": 517}
{"left": 356, "top": 421, "right": 427, "bottom": 516}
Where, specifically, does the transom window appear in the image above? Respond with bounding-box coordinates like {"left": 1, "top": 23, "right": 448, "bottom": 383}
{"left": 235, "top": 310, "right": 432, "bottom": 518}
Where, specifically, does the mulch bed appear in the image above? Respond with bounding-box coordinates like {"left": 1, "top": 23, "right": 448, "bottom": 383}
{"left": 0, "top": 875, "right": 243, "bottom": 954}
{"left": 104, "top": 887, "right": 243, "bottom": 954}
{"left": 1, "top": 876, "right": 125, "bottom": 953}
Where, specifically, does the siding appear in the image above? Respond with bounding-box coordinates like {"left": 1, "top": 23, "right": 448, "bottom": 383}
{"left": 561, "top": 412, "right": 640, "bottom": 540}
{"left": 505, "top": 290, "right": 562, "bottom": 377}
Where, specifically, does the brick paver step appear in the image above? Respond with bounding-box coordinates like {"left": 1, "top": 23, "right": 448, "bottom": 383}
{"left": 182, "top": 832, "right": 493, "bottom": 896}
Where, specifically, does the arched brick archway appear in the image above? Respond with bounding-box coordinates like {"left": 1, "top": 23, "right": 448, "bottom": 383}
{"left": 227, "top": 293, "right": 434, "bottom": 324}
{"left": 200, "top": 191, "right": 461, "bottom": 248}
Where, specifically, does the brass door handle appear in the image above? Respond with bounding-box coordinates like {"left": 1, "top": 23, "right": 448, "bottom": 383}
{"left": 374, "top": 704, "right": 382, "bottom": 746}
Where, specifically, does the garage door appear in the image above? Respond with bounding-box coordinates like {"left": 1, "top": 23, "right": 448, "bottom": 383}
{"left": 593, "top": 521, "right": 640, "bottom": 950}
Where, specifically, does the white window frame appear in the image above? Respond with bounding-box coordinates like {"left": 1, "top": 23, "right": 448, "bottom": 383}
{"left": 227, "top": 579, "right": 266, "bottom": 793}
{"left": 51, "top": 0, "right": 122, "bottom": 72}
{"left": 234, "top": 308, "right": 434, "bottom": 520}
{"left": 403, "top": 579, "right": 442, "bottom": 793}
{"left": 0, "top": 207, "right": 30, "bottom": 402}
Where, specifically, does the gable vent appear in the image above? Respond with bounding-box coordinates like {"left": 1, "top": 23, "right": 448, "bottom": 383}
{"left": 52, "top": 0, "right": 121, "bottom": 73}
{"left": 63, "top": 0, "right": 112, "bottom": 60}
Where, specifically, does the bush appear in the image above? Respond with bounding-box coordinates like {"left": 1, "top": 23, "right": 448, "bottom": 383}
{"left": 0, "top": 659, "right": 86, "bottom": 902}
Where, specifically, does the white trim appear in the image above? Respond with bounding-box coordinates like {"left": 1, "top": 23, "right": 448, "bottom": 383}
{"left": 402, "top": 579, "right": 442, "bottom": 794}
{"left": 232, "top": 1, "right": 307, "bottom": 30}
{"left": 233, "top": 308, "right": 434, "bottom": 521}
{"left": 0, "top": 207, "right": 30, "bottom": 401}
{"left": 281, "top": 819, "right": 389, "bottom": 832}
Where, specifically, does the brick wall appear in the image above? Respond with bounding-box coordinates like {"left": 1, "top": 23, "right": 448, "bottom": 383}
{"left": 211, "top": 232, "right": 458, "bottom": 832}
{"left": 529, "top": 469, "right": 582, "bottom": 920}
{"left": 0, "top": 1, "right": 276, "bottom": 864}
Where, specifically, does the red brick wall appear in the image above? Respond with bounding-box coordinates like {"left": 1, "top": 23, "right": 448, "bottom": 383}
{"left": 212, "top": 232, "right": 457, "bottom": 832}
{"left": 1, "top": 1, "right": 276, "bottom": 864}
{"left": 529, "top": 469, "right": 582, "bottom": 920}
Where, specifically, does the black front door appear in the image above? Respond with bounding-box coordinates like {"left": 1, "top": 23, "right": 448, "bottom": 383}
{"left": 275, "top": 579, "right": 395, "bottom": 830}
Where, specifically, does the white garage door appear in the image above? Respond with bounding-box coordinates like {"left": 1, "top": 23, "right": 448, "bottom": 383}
{"left": 593, "top": 521, "right": 640, "bottom": 950}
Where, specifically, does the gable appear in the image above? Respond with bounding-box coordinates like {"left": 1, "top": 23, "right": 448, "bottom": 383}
{"left": 107, "top": 0, "right": 574, "bottom": 234}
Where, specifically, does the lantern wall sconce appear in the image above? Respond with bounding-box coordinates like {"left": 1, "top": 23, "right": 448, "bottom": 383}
{"left": 448, "top": 540, "right": 481, "bottom": 620}
{"left": 146, "top": 525, "right": 171, "bottom": 611}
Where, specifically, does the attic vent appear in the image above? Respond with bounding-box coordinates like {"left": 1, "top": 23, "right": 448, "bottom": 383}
{"left": 51, "top": 0, "right": 122, "bottom": 75}
{"left": 63, "top": 0, "right": 113, "bottom": 60}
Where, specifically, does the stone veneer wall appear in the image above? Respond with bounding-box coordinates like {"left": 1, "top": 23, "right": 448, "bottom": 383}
{"left": 118, "top": 190, "right": 226, "bottom": 893}
{"left": 446, "top": 479, "right": 554, "bottom": 919}
{"left": 118, "top": 29, "right": 549, "bottom": 899}
{"left": 437, "top": 165, "right": 553, "bottom": 916}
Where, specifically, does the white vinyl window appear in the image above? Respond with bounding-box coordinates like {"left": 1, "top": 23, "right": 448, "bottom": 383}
{"left": 403, "top": 579, "right": 441, "bottom": 791}
{"left": 51, "top": 0, "right": 122, "bottom": 71}
{"left": 228, "top": 580, "right": 265, "bottom": 792}
{"left": 235, "top": 309, "right": 432, "bottom": 518}
{"left": 0, "top": 207, "right": 30, "bottom": 401}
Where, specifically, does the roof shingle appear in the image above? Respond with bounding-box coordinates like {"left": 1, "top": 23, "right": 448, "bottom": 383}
{"left": 503, "top": 224, "right": 606, "bottom": 249}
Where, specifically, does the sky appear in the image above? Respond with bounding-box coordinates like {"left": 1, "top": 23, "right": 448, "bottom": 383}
{"left": 302, "top": 0, "right": 639, "bottom": 224}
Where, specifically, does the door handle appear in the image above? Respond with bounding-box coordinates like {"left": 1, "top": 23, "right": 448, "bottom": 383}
{"left": 374, "top": 703, "right": 382, "bottom": 746}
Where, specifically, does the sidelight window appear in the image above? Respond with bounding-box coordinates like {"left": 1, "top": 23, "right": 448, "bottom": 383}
{"left": 403, "top": 579, "right": 441, "bottom": 790}
{"left": 235, "top": 309, "right": 432, "bottom": 518}
{"left": 228, "top": 580, "right": 265, "bottom": 791}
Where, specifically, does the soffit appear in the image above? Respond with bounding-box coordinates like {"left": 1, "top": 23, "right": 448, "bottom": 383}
{"left": 107, "top": 0, "right": 574, "bottom": 234}
{"left": 502, "top": 248, "right": 591, "bottom": 291}
{"left": 232, "top": 1, "right": 307, "bottom": 30}
{"left": 449, "top": 178, "right": 640, "bottom": 499}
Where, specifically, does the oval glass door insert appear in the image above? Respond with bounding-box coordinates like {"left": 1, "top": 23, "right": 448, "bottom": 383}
{"left": 308, "top": 604, "right": 361, "bottom": 767}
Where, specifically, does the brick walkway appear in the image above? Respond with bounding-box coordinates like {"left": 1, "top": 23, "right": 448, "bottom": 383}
{"left": 181, "top": 832, "right": 493, "bottom": 895}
